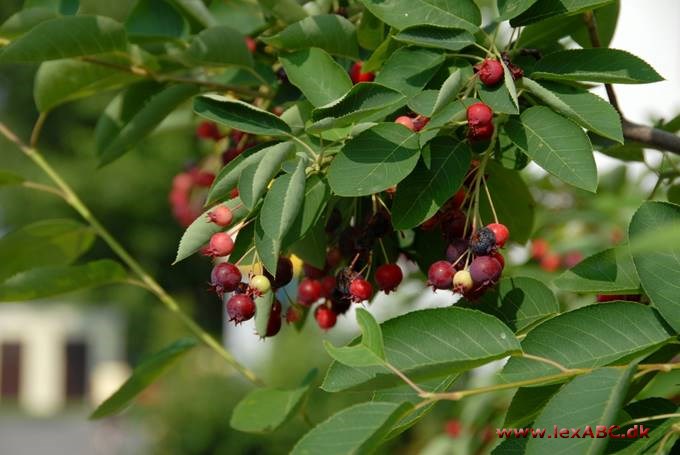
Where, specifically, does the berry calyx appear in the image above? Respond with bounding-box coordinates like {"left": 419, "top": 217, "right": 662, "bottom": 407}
{"left": 486, "top": 223, "right": 509, "bottom": 247}
{"left": 470, "top": 227, "right": 497, "bottom": 256}
{"left": 469, "top": 256, "right": 502, "bottom": 287}
{"left": 207, "top": 205, "right": 233, "bottom": 227}
{"left": 476, "top": 59, "right": 504, "bottom": 86}
{"left": 452, "top": 269, "right": 473, "bottom": 293}
{"left": 250, "top": 275, "right": 271, "bottom": 295}
{"left": 375, "top": 264, "right": 403, "bottom": 294}
{"left": 466, "top": 102, "right": 493, "bottom": 126}
{"left": 349, "top": 278, "right": 373, "bottom": 302}
{"left": 394, "top": 116, "right": 415, "bottom": 131}
{"left": 413, "top": 115, "right": 430, "bottom": 132}
{"left": 315, "top": 306, "right": 337, "bottom": 330}
{"left": 196, "top": 121, "right": 221, "bottom": 140}
{"left": 204, "top": 232, "right": 234, "bottom": 257}
{"left": 226, "top": 294, "right": 255, "bottom": 324}
{"left": 468, "top": 122, "right": 494, "bottom": 141}
{"left": 349, "top": 61, "right": 375, "bottom": 83}
{"left": 298, "top": 278, "right": 323, "bottom": 306}
{"left": 428, "top": 260, "right": 454, "bottom": 290}
{"left": 210, "top": 262, "right": 242, "bottom": 294}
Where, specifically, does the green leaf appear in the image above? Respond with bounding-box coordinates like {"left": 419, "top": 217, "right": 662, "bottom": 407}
{"left": 0, "top": 260, "right": 127, "bottom": 302}
{"left": 0, "top": 15, "right": 127, "bottom": 62}
{"left": 322, "top": 307, "right": 520, "bottom": 392}
{"left": 375, "top": 47, "right": 445, "bottom": 98}
{"left": 327, "top": 123, "right": 420, "bottom": 197}
{"left": 473, "top": 277, "right": 559, "bottom": 333}
{"left": 125, "top": 0, "right": 185, "bottom": 40}
{"left": 479, "top": 161, "right": 535, "bottom": 244}
{"left": 531, "top": 49, "right": 663, "bottom": 84}
{"left": 431, "top": 63, "right": 474, "bottom": 116}
{"left": 500, "top": 302, "right": 676, "bottom": 383}
{"left": 392, "top": 138, "right": 471, "bottom": 229}
{"left": 496, "top": 0, "right": 540, "bottom": 21}
{"left": 260, "top": 160, "right": 306, "bottom": 240}
{"left": 393, "top": 25, "right": 475, "bottom": 51}
{"left": 186, "top": 26, "right": 253, "bottom": 67}
{"left": 262, "top": 14, "right": 358, "bottom": 58}
{"left": 510, "top": 0, "right": 614, "bottom": 26}
{"left": 210, "top": 0, "right": 265, "bottom": 35}
{"left": 78, "top": 0, "right": 136, "bottom": 21}
{"left": 324, "top": 308, "right": 385, "bottom": 367}
{"left": 291, "top": 402, "right": 412, "bottom": 455}
{"left": 253, "top": 291, "right": 274, "bottom": 337}
{"left": 310, "top": 83, "right": 406, "bottom": 132}
{"left": 668, "top": 184, "right": 680, "bottom": 205}
{"left": 629, "top": 201, "right": 680, "bottom": 332}
{"left": 284, "top": 175, "right": 331, "bottom": 242}
{"left": 98, "top": 84, "right": 198, "bottom": 165}
{"left": 525, "top": 366, "right": 635, "bottom": 455}
{"left": 357, "top": 8, "right": 384, "bottom": 50}
{"left": 359, "top": 0, "right": 481, "bottom": 33}
{"left": 288, "top": 221, "right": 327, "bottom": 269}
{"left": 505, "top": 106, "right": 597, "bottom": 192}
{"left": 238, "top": 142, "right": 295, "bottom": 209}
{"left": 362, "top": 36, "right": 401, "bottom": 73}
{"left": 0, "top": 170, "right": 25, "bottom": 187}
{"left": 230, "top": 370, "right": 315, "bottom": 433}
{"left": 256, "top": 0, "right": 307, "bottom": 24}
{"left": 0, "top": 8, "right": 59, "bottom": 39}
{"left": 255, "top": 222, "right": 282, "bottom": 275}
{"left": 194, "top": 95, "right": 292, "bottom": 136}
{"left": 503, "top": 384, "right": 562, "bottom": 428}
{"left": 90, "top": 338, "right": 197, "bottom": 419}
{"left": 169, "top": 0, "right": 218, "bottom": 28}
{"left": 280, "top": 48, "right": 353, "bottom": 107}
{"left": 522, "top": 78, "right": 623, "bottom": 143}
{"left": 34, "top": 58, "right": 136, "bottom": 112}
{"left": 554, "top": 246, "right": 640, "bottom": 294}
{"left": 478, "top": 71, "right": 518, "bottom": 115}
{"left": 0, "top": 219, "right": 94, "bottom": 283}
{"left": 173, "top": 199, "right": 248, "bottom": 264}
{"left": 608, "top": 398, "right": 680, "bottom": 454}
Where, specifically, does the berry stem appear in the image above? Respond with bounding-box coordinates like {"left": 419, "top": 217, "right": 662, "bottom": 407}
{"left": 378, "top": 239, "right": 390, "bottom": 263}
{"left": 0, "top": 121, "right": 265, "bottom": 387}
{"left": 482, "top": 176, "right": 499, "bottom": 224}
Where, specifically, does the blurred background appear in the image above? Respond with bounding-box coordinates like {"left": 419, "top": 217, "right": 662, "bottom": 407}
{"left": 0, "top": 1, "right": 678, "bottom": 454}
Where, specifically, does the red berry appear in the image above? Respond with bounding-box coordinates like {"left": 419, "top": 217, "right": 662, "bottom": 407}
{"left": 413, "top": 115, "right": 430, "bottom": 132}
{"left": 468, "top": 122, "right": 494, "bottom": 141}
{"left": 204, "top": 232, "right": 234, "bottom": 257}
{"left": 446, "top": 239, "right": 469, "bottom": 265}
{"left": 375, "top": 264, "right": 403, "bottom": 294}
{"left": 315, "top": 306, "right": 337, "bottom": 330}
{"left": 245, "top": 36, "right": 256, "bottom": 53}
{"left": 303, "top": 263, "right": 325, "bottom": 279}
{"left": 210, "top": 262, "right": 242, "bottom": 294}
{"left": 286, "top": 305, "right": 303, "bottom": 324}
{"left": 298, "top": 278, "right": 323, "bottom": 306}
{"left": 271, "top": 298, "right": 282, "bottom": 315}
{"left": 196, "top": 121, "right": 221, "bottom": 140}
{"left": 444, "top": 420, "right": 462, "bottom": 438}
{"left": 477, "top": 59, "right": 504, "bottom": 86}
{"left": 222, "top": 146, "right": 244, "bottom": 165}
{"left": 441, "top": 209, "right": 467, "bottom": 240}
{"left": 349, "top": 61, "right": 375, "bottom": 83}
{"left": 320, "top": 275, "right": 336, "bottom": 298}
{"left": 596, "top": 294, "right": 641, "bottom": 303}
{"left": 229, "top": 187, "right": 239, "bottom": 199}
{"left": 491, "top": 251, "right": 505, "bottom": 269}
{"left": 469, "top": 256, "right": 502, "bottom": 287}
{"left": 563, "top": 251, "right": 583, "bottom": 269}
{"left": 428, "top": 261, "right": 454, "bottom": 290}
{"left": 540, "top": 253, "right": 561, "bottom": 272}
{"left": 466, "top": 102, "right": 493, "bottom": 126}
{"left": 349, "top": 278, "right": 373, "bottom": 302}
{"left": 226, "top": 294, "right": 255, "bottom": 324}
{"left": 420, "top": 213, "right": 441, "bottom": 231}
{"left": 264, "top": 257, "right": 294, "bottom": 289}
{"left": 172, "top": 172, "right": 194, "bottom": 192}
{"left": 265, "top": 310, "right": 282, "bottom": 337}
{"left": 207, "top": 205, "right": 233, "bottom": 227}
{"left": 394, "top": 116, "right": 415, "bottom": 131}
{"left": 326, "top": 247, "right": 342, "bottom": 268}
{"left": 531, "top": 238, "right": 549, "bottom": 260}
{"left": 193, "top": 171, "right": 215, "bottom": 188}
{"left": 486, "top": 223, "right": 509, "bottom": 247}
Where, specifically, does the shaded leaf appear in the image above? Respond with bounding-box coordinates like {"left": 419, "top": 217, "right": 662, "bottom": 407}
{"left": 125, "top": 0, "right": 185, "bottom": 40}
{"left": 497, "top": 0, "right": 540, "bottom": 21}
{"left": 78, "top": 0, "right": 136, "bottom": 21}
{"left": 554, "top": 246, "right": 640, "bottom": 294}
{"left": 262, "top": 14, "right": 358, "bottom": 58}
{"left": 257, "top": 0, "right": 307, "bottom": 24}
{"left": 503, "top": 384, "right": 562, "bottom": 428}
{"left": 375, "top": 47, "right": 445, "bottom": 98}
{"left": 260, "top": 159, "right": 306, "bottom": 240}
{"left": 194, "top": 95, "right": 292, "bottom": 136}
{"left": 393, "top": 25, "right": 474, "bottom": 51}
{"left": 238, "top": 141, "right": 295, "bottom": 209}
{"left": 0, "top": 8, "right": 59, "bottom": 39}
{"left": 0, "top": 170, "right": 25, "bottom": 187}
{"left": 187, "top": 26, "right": 253, "bottom": 67}
{"left": 283, "top": 175, "right": 331, "bottom": 242}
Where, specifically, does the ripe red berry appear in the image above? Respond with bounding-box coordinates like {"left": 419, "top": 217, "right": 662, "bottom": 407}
{"left": 466, "top": 102, "right": 493, "bottom": 126}
{"left": 470, "top": 227, "right": 497, "bottom": 256}
{"left": 491, "top": 251, "right": 505, "bottom": 269}
{"left": 540, "top": 253, "right": 561, "bottom": 272}
{"left": 315, "top": 306, "right": 337, "bottom": 330}
{"left": 204, "top": 232, "right": 234, "bottom": 257}
{"left": 477, "top": 59, "right": 504, "bottom": 86}
{"left": 265, "top": 311, "right": 282, "bottom": 337}
{"left": 375, "top": 264, "right": 403, "bottom": 294}
{"left": 264, "top": 257, "right": 294, "bottom": 289}
{"left": 394, "top": 116, "right": 415, "bottom": 131}
{"left": 444, "top": 420, "right": 462, "bottom": 438}
{"left": 303, "top": 263, "right": 325, "bottom": 279}
{"left": 531, "top": 238, "right": 549, "bottom": 260}
{"left": 428, "top": 260, "right": 454, "bottom": 290}
{"left": 413, "top": 115, "right": 430, "bottom": 132}
{"left": 469, "top": 256, "right": 502, "bottom": 287}
{"left": 210, "top": 262, "right": 242, "bottom": 294}
{"left": 226, "top": 294, "right": 255, "bottom": 324}
{"left": 596, "top": 294, "right": 641, "bottom": 303}
{"left": 172, "top": 172, "right": 194, "bottom": 192}
{"left": 298, "top": 278, "right": 323, "bottom": 306}
{"left": 350, "top": 61, "right": 375, "bottom": 83}
{"left": 196, "top": 121, "right": 221, "bottom": 140}
{"left": 245, "top": 36, "right": 256, "bottom": 53}
{"left": 320, "top": 275, "right": 336, "bottom": 298}
{"left": 229, "top": 187, "right": 239, "bottom": 199}
{"left": 486, "top": 223, "right": 509, "bottom": 247}
{"left": 349, "top": 278, "right": 373, "bottom": 302}
{"left": 286, "top": 305, "right": 303, "bottom": 324}
{"left": 192, "top": 171, "right": 215, "bottom": 188}
{"left": 468, "top": 122, "right": 494, "bottom": 141}
{"left": 207, "top": 205, "right": 233, "bottom": 227}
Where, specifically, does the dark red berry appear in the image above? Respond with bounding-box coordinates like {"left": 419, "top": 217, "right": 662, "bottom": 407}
{"left": 441, "top": 209, "right": 467, "bottom": 241}
{"left": 394, "top": 116, "right": 415, "bottom": 131}
{"left": 350, "top": 61, "right": 374, "bottom": 83}
{"left": 226, "top": 294, "right": 255, "bottom": 324}
{"left": 486, "top": 223, "right": 509, "bottom": 247}
{"left": 325, "top": 208, "right": 342, "bottom": 233}
{"left": 264, "top": 257, "right": 294, "bottom": 289}
{"left": 468, "top": 122, "right": 494, "bottom": 141}
{"left": 476, "top": 59, "right": 504, "bottom": 86}
{"left": 265, "top": 311, "right": 282, "bottom": 337}
{"left": 315, "top": 306, "right": 337, "bottom": 330}
{"left": 298, "top": 278, "right": 323, "bottom": 306}
{"left": 491, "top": 251, "right": 505, "bottom": 269}
{"left": 469, "top": 256, "right": 502, "bottom": 287}
{"left": 196, "top": 121, "right": 221, "bottom": 140}
{"left": 413, "top": 115, "right": 430, "bottom": 132}
{"left": 222, "top": 146, "right": 244, "bottom": 165}
{"left": 445, "top": 239, "right": 469, "bottom": 265}
{"left": 271, "top": 298, "right": 282, "bottom": 315}
{"left": 320, "top": 275, "right": 336, "bottom": 298}
{"left": 172, "top": 172, "right": 194, "bottom": 192}
{"left": 470, "top": 227, "right": 496, "bottom": 256}
{"left": 349, "top": 278, "right": 373, "bottom": 302}
{"left": 326, "top": 247, "right": 342, "bottom": 268}
{"left": 303, "top": 263, "right": 325, "bottom": 279}
{"left": 192, "top": 170, "right": 215, "bottom": 188}
{"left": 375, "top": 264, "right": 403, "bottom": 294}
{"left": 428, "top": 261, "right": 454, "bottom": 290}
{"left": 204, "top": 232, "right": 234, "bottom": 257}
{"left": 596, "top": 294, "right": 641, "bottom": 303}
{"left": 466, "top": 102, "right": 493, "bottom": 126}
{"left": 420, "top": 213, "right": 441, "bottom": 231}
{"left": 210, "top": 262, "right": 242, "bottom": 294}
{"left": 531, "top": 239, "right": 549, "bottom": 260}
{"left": 330, "top": 293, "right": 351, "bottom": 315}
{"left": 207, "top": 205, "right": 233, "bottom": 227}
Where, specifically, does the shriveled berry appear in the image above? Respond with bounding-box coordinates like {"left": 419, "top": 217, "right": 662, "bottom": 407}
{"left": 466, "top": 102, "right": 493, "bottom": 126}
{"left": 349, "top": 61, "right": 375, "bottom": 83}
{"left": 428, "top": 260, "right": 454, "bottom": 290}
{"left": 250, "top": 275, "right": 271, "bottom": 294}
{"left": 349, "top": 278, "right": 373, "bottom": 302}
{"left": 468, "top": 122, "right": 494, "bottom": 141}
{"left": 315, "top": 306, "right": 337, "bottom": 330}
{"left": 196, "top": 121, "right": 221, "bottom": 140}
{"left": 394, "top": 116, "right": 415, "bottom": 131}
{"left": 303, "top": 263, "right": 325, "bottom": 279}
{"left": 477, "top": 59, "right": 504, "bottom": 86}
{"left": 320, "top": 275, "right": 336, "bottom": 298}
{"left": 265, "top": 311, "right": 282, "bottom": 337}
{"left": 264, "top": 257, "right": 294, "bottom": 288}
{"left": 211, "top": 262, "right": 242, "bottom": 294}
{"left": 298, "top": 278, "right": 323, "bottom": 306}
{"left": 204, "top": 232, "right": 234, "bottom": 257}
{"left": 486, "top": 223, "right": 509, "bottom": 247}
{"left": 375, "top": 264, "right": 403, "bottom": 294}
{"left": 226, "top": 294, "right": 255, "bottom": 324}
{"left": 453, "top": 269, "right": 473, "bottom": 293}
{"left": 207, "top": 205, "right": 233, "bottom": 227}
{"left": 469, "top": 256, "right": 502, "bottom": 287}
{"left": 470, "top": 227, "right": 496, "bottom": 256}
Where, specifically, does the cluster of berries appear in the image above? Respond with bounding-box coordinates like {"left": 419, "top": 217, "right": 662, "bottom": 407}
{"left": 529, "top": 238, "right": 582, "bottom": 273}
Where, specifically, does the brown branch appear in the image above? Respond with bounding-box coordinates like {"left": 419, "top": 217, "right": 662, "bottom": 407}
{"left": 582, "top": 11, "right": 680, "bottom": 156}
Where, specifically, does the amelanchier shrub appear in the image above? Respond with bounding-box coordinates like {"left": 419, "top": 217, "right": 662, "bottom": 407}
{"left": 0, "top": 1, "right": 679, "bottom": 453}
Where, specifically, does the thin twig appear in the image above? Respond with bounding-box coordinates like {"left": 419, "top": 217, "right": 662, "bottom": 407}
{"left": 621, "top": 413, "right": 680, "bottom": 427}
{"left": 384, "top": 362, "right": 427, "bottom": 396}
{"left": 521, "top": 353, "right": 572, "bottom": 373}
{"left": 21, "top": 181, "right": 66, "bottom": 199}
{"left": 30, "top": 112, "right": 47, "bottom": 148}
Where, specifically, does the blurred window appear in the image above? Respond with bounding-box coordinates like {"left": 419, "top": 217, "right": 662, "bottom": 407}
{"left": 65, "top": 341, "right": 88, "bottom": 400}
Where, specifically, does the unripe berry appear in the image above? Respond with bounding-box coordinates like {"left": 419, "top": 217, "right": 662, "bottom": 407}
{"left": 452, "top": 270, "right": 473, "bottom": 293}
{"left": 466, "top": 102, "right": 493, "bottom": 126}
{"left": 470, "top": 227, "right": 497, "bottom": 256}
{"left": 375, "top": 264, "right": 403, "bottom": 294}
{"left": 207, "top": 205, "right": 233, "bottom": 227}
{"left": 250, "top": 275, "right": 271, "bottom": 294}
{"left": 486, "top": 223, "right": 509, "bottom": 247}
{"left": 196, "top": 121, "right": 221, "bottom": 140}
{"left": 349, "top": 278, "right": 373, "bottom": 302}
{"left": 428, "top": 261, "right": 454, "bottom": 290}
{"left": 298, "top": 278, "right": 323, "bottom": 306}
{"left": 469, "top": 256, "right": 502, "bottom": 287}
{"left": 205, "top": 232, "right": 234, "bottom": 257}
{"left": 264, "top": 257, "right": 294, "bottom": 289}
{"left": 477, "top": 59, "right": 504, "bottom": 86}
{"left": 210, "top": 262, "right": 242, "bottom": 294}
{"left": 315, "top": 306, "right": 337, "bottom": 330}
{"left": 349, "top": 61, "right": 374, "bottom": 83}
{"left": 394, "top": 116, "right": 415, "bottom": 131}
{"left": 226, "top": 294, "right": 255, "bottom": 324}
